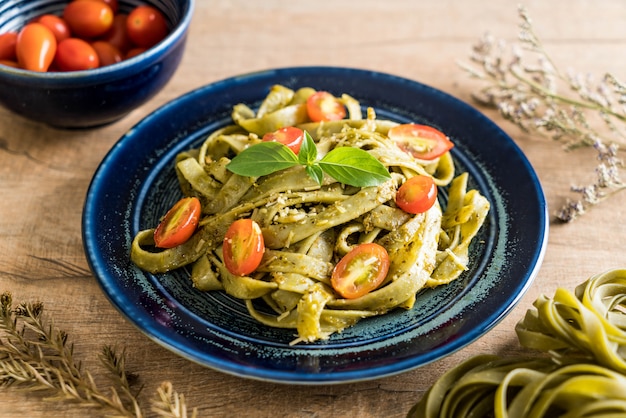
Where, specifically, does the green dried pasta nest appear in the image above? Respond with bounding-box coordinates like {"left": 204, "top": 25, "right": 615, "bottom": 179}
{"left": 408, "top": 268, "right": 626, "bottom": 418}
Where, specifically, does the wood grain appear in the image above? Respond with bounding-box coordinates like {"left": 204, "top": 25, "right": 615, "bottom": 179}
{"left": 1, "top": 1, "right": 626, "bottom": 416}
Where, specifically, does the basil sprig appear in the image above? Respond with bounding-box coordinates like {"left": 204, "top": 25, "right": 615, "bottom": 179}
{"left": 226, "top": 132, "right": 391, "bottom": 187}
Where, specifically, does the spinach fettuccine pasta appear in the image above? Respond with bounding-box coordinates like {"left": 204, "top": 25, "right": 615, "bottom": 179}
{"left": 130, "top": 85, "right": 490, "bottom": 344}
{"left": 408, "top": 268, "right": 626, "bottom": 418}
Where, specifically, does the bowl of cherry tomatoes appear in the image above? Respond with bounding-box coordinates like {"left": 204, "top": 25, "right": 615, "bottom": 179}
{"left": 0, "top": 0, "right": 194, "bottom": 128}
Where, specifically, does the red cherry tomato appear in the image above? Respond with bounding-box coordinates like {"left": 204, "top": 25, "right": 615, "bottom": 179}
{"left": 36, "top": 14, "right": 71, "bottom": 42}
{"left": 388, "top": 124, "right": 454, "bottom": 161}
{"left": 222, "top": 219, "right": 265, "bottom": 276}
{"left": 395, "top": 175, "right": 438, "bottom": 214}
{"left": 331, "top": 243, "right": 390, "bottom": 299}
{"left": 91, "top": 40, "right": 122, "bottom": 66}
{"left": 0, "top": 32, "right": 18, "bottom": 61}
{"left": 306, "top": 91, "right": 346, "bottom": 122}
{"left": 0, "top": 59, "right": 19, "bottom": 68}
{"left": 100, "top": 14, "right": 133, "bottom": 53}
{"left": 262, "top": 126, "right": 305, "bottom": 154}
{"left": 63, "top": 0, "right": 114, "bottom": 38}
{"left": 55, "top": 38, "right": 100, "bottom": 71}
{"left": 153, "top": 197, "right": 201, "bottom": 249}
{"left": 126, "top": 5, "right": 169, "bottom": 48}
{"left": 75, "top": 0, "right": 119, "bottom": 14}
{"left": 125, "top": 47, "right": 146, "bottom": 59}
{"left": 16, "top": 23, "right": 57, "bottom": 72}
{"left": 102, "top": 0, "right": 119, "bottom": 14}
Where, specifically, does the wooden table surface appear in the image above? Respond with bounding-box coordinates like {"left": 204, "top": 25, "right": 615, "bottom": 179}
{"left": 2, "top": 1, "right": 626, "bottom": 417}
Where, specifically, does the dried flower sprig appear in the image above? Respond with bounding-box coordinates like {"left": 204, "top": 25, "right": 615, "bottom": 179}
{"left": 0, "top": 292, "right": 197, "bottom": 418}
{"left": 459, "top": 5, "right": 626, "bottom": 221}
{"left": 557, "top": 140, "right": 626, "bottom": 221}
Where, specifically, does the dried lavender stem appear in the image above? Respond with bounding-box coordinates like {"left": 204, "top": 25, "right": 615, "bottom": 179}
{"left": 509, "top": 67, "right": 626, "bottom": 122}
{"left": 461, "top": 6, "right": 626, "bottom": 222}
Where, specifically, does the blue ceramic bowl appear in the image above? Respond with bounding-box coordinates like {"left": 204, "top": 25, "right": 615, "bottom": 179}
{"left": 0, "top": 0, "right": 194, "bottom": 128}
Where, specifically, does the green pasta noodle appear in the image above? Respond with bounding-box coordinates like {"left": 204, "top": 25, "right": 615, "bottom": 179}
{"left": 408, "top": 356, "right": 626, "bottom": 418}
{"left": 408, "top": 268, "right": 626, "bottom": 418}
{"left": 516, "top": 268, "right": 626, "bottom": 372}
{"left": 130, "top": 85, "right": 490, "bottom": 344}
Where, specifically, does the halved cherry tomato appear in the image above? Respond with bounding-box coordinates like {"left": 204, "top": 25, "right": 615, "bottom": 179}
{"left": 36, "top": 14, "right": 71, "bottom": 42}
{"left": 0, "top": 32, "right": 18, "bottom": 61}
{"left": 306, "top": 91, "right": 346, "bottom": 122}
{"left": 153, "top": 197, "right": 201, "bottom": 249}
{"left": 16, "top": 23, "right": 57, "bottom": 72}
{"left": 126, "top": 5, "right": 169, "bottom": 48}
{"left": 55, "top": 38, "right": 100, "bottom": 71}
{"left": 331, "top": 243, "right": 390, "bottom": 299}
{"left": 395, "top": 175, "right": 437, "bottom": 214}
{"left": 262, "top": 126, "right": 305, "bottom": 154}
{"left": 388, "top": 124, "right": 454, "bottom": 160}
{"left": 63, "top": 0, "right": 114, "bottom": 38}
{"left": 222, "top": 219, "right": 265, "bottom": 276}
{"left": 91, "top": 40, "right": 122, "bottom": 66}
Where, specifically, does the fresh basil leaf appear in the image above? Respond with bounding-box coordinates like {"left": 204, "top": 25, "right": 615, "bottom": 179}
{"left": 319, "top": 147, "right": 392, "bottom": 187}
{"left": 305, "top": 164, "right": 325, "bottom": 185}
{"left": 226, "top": 141, "right": 299, "bottom": 177}
{"left": 298, "top": 131, "right": 318, "bottom": 166}
{"left": 226, "top": 133, "right": 391, "bottom": 188}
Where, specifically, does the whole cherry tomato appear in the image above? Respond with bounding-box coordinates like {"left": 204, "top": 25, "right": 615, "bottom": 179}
{"left": 100, "top": 14, "right": 133, "bottom": 53}
{"left": 102, "top": 0, "right": 119, "bottom": 14}
{"left": 153, "top": 197, "right": 201, "bottom": 249}
{"left": 63, "top": 0, "right": 114, "bottom": 38}
{"left": 222, "top": 219, "right": 265, "bottom": 276}
{"left": 126, "top": 5, "right": 169, "bottom": 48}
{"left": 36, "top": 14, "right": 71, "bottom": 42}
{"left": 331, "top": 243, "right": 390, "bottom": 299}
{"left": 75, "top": 0, "right": 119, "bottom": 14}
{"left": 262, "top": 126, "right": 305, "bottom": 154}
{"left": 55, "top": 38, "right": 100, "bottom": 71}
{"left": 0, "top": 32, "right": 18, "bottom": 61}
{"left": 388, "top": 124, "right": 454, "bottom": 161}
{"left": 306, "top": 91, "right": 347, "bottom": 122}
{"left": 125, "top": 47, "right": 146, "bottom": 59}
{"left": 0, "top": 60, "right": 19, "bottom": 68}
{"left": 16, "top": 23, "right": 57, "bottom": 72}
{"left": 395, "top": 175, "right": 438, "bottom": 214}
{"left": 91, "top": 40, "right": 122, "bottom": 67}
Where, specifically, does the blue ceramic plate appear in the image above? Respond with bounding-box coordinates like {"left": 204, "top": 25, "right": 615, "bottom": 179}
{"left": 82, "top": 66, "right": 548, "bottom": 384}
